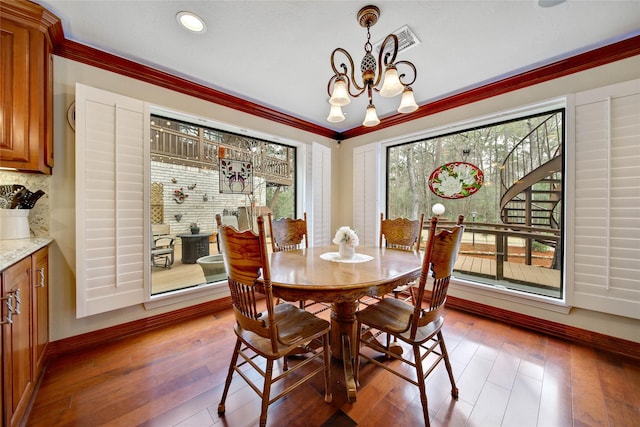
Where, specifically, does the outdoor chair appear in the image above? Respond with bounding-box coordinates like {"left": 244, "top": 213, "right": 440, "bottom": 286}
{"left": 151, "top": 233, "right": 175, "bottom": 268}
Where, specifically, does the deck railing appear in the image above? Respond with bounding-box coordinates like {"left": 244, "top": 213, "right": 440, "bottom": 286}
{"left": 436, "top": 220, "right": 561, "bottom": 283}
{"left": 150, "top": 124, "right": 293, "bottom": 185}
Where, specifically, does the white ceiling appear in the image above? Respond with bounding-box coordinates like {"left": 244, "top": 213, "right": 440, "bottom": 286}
{"left": 36, "top": 1, "right": 640, "bottom": 132}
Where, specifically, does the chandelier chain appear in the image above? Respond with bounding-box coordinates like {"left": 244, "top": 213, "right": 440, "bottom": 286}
{"left": 365, "top": 23, "right": 372, "bottom": 54}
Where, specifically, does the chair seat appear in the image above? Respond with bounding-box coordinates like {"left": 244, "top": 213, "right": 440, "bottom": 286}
{"left": 356, "top": 297, "right": 443, "bottom": 344}
{"left": 152, "top": 247, "right": 173, "bottom": 256}
{"left": 236, "top": 302, "right": 330, "bottom": 357}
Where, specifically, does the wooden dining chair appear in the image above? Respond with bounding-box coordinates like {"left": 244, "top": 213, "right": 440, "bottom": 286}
{"left": 354, "top": 216, "right": 464, "bottom": 427}
{"left": 268, "top": 212, "right": 308, "bottom": 252}
{"left": 215, "top": 214, "right": 332, "bottom": 427}
{"left": 380, "top": 213, "right": 424, "bottom": 251}
{"left": 267, "top": 212, "right": 330, "bottom": 314}
{"left": 379, "top": 213, "right": 424, "bottom": 302}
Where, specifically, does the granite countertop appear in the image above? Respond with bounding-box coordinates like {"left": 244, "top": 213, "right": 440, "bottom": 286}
{"left": 0, "top": 237, "right": 53, "bottom": 271}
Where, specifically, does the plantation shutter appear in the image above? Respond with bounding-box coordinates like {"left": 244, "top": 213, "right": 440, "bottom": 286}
{"left": 353, "top": 143, "right": 380, "bottom": 246}
{"left": 75, "top": 83, "right": 150, "bottom": 318}
{"left": 573, "top": 78, "right": 640, "bottom": 319}
{"left": 309, "top": 142, "right": 331, "bottom": 246}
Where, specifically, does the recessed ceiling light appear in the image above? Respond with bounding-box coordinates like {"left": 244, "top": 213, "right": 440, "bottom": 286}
{"left": 538, "top": 0, "right": 566, "bottom": 7}
{"left": 176, "top": 11, "right": 206, "bottom": 33}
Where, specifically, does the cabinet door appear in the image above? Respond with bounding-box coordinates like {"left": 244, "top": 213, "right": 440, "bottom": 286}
{"left": 0, "top": 20, "right": 31, "bottom": 164}
{"left": 0, "top": 5, "right": 53, "bottom": 174}
{"left": 2, "top": 257, "right": 34, "bottom": 427}
{"left": 32, "top": 247, "right": 49, "bottom": 374}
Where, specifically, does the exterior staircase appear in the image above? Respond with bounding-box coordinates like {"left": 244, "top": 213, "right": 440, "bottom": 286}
{"left": 500, "top": 113, "right": 563, "bottom": 246}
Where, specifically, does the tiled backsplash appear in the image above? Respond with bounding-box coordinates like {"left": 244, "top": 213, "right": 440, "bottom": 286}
{"left": 0, "top": 172, "right": 49, "bottom": 237}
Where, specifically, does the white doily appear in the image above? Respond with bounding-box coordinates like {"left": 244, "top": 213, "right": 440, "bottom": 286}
{"left": 320, "top": 252, "right": 374, "bottom": 263}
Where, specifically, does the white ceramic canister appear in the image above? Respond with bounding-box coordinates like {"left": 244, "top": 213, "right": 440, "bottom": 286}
{"left": 0, "top": 209, "right": 30, "bottom": 239}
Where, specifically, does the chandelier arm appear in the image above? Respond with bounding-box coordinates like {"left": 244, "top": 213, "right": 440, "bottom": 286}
{"left": 395, "top": 60, "right": 417, "bottom": 87}
{"left": 330, "top": 48, "right": 366, "bottom": 93}
{"left": 369, "top": 33, "right": 400, "bottom": 90}
{"left": 379, "top": 34, "right": 399, "bottom": 67}
{"left": 348, "top": 80, "right": 367, "bottom": 98}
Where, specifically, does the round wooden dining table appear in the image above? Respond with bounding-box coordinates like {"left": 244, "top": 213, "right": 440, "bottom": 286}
{"left": 268, "top": 245, "right": 422, "bottom": 402}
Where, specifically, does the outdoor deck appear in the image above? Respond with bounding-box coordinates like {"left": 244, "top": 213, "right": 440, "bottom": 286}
{"left": 455, "top": 254, "right": 561, "bottom": 289}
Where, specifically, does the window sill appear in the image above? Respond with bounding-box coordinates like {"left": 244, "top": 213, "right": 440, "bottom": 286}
{"left": 450, "top": 277, "right": 571, "bottom": 315}
{"left": 144, "top": 280, "right": 229, "bottom": 310}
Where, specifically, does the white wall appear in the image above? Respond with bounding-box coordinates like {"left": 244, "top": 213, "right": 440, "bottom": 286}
{"left": 48, "top": 53, "right": 640, "bottom": 343}
{"left": 333, "top": 55, "right": 640, "bottom": 343}
{"left": 48, "top": 57, "right": 334, "bottom": 341}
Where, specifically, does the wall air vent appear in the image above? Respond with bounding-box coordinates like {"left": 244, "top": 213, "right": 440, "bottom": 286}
{"left": 374, "top": 25, "right": 421, "bottom": 55}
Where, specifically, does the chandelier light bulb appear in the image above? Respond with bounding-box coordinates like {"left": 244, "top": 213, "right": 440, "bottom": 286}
{"left": 327, "top": 104, "right": 346, "bottom": 122}
{"left": 362, "top": 104, "right": 380, "bottom": 127}
{"left": 379, "top": 65, "right": 404, "bottom": 97}
{"left": 329, "top": 78, "right": 351, "bottom": 106}
{"left": 397, "top": 87, "right": 419, "bottom": 113}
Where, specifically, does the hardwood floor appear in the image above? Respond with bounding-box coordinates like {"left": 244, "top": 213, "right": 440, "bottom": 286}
{"left": 28, "top": 304, "right": 640, "bottom": 426}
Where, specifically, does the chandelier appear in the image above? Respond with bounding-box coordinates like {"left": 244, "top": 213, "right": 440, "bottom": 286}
{"left": 327, "top": 5, "right": 418, "bottom": 127}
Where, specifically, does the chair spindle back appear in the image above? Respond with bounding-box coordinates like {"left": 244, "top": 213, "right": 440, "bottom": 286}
{"left": 412, "top": 216, "right": 464, "bottom": 336}
{"left": 379, "top": 213, "right": 424, "bottom": 251}
{"left": 216, "top": 214, "right": 275, "bottom": 342}
{"left": 268, "top": 212, "right": 308, "bottom": 252}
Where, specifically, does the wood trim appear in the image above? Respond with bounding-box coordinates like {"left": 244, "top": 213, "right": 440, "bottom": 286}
{"left": 46, "top": 293, "right": 640, "bottom": 363}
{"left": 340, "top": 35, "right": 640, "bottom": 140}
{"left": 44, "top": 13, "right": 639, "bottom": 143}
{"left": 46, "top": 297, "right": 232, "bottom": 358}
{"left": 52, "top": 39, "right": 340, "bottom": 140}
{"left": 445, "top": 295, "right": 640, "bottom": 362}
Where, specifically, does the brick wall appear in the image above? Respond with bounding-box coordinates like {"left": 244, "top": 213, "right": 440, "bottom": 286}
{"left": 151, "top": 161, "right": 265, "bottom": 236}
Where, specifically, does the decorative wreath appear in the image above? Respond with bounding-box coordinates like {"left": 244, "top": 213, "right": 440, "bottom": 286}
{"left": 428, "top": 161, "right": 484, "bottom": 199}
{"left": 173, "top": 188, "right": 188, "bottom": 204}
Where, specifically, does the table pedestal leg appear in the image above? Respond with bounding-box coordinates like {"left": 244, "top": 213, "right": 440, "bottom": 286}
{"left": 330, "top": 301, "right": 358, "bottom": 403}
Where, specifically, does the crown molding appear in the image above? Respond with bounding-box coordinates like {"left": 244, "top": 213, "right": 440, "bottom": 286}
{"left": 340, "top": 34, "right": 640, "bottom": 140}
{"left": 53, "top": 39, "right": 340, "bottom": 140}
{"left": 23, "top": 0, "right": 639, "bottom": 142}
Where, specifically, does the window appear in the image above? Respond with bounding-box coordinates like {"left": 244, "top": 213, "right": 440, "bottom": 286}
{"left": 150, "top": 115, "right": 297, "bottom": 295}
{"left": 386, "top": 109, "right": 564, "bottom": 299}
{"left": 75, "top": 84, "right": 331, "bottom": 317}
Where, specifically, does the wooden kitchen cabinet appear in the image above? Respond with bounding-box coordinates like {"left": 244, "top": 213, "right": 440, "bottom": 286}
{"left": 1, "top": 246, "right": 49, "bottom": 427}
{"left": 0, "top": 1, "right": 56, "bottom": 174}
{"left": 32, "top": 247, "right": 49, "bottom": 376}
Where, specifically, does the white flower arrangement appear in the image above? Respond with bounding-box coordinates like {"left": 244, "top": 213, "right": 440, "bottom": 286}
{"left": 333, "top": 226, "right": 359, "bottom": 248}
